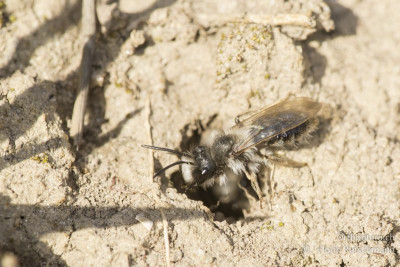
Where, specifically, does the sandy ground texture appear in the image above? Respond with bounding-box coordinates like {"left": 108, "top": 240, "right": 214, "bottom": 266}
{"left": 1, "top": 0, "right": 400, "bottom": 266}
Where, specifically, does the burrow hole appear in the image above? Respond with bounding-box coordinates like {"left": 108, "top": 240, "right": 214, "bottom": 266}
{"left": 169, "top": 119, "right": 263, "bottom": 223}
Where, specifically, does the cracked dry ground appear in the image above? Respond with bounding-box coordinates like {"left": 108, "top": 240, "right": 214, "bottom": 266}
{"left": 1, "top": 0, "right": 400, "bottom": 266}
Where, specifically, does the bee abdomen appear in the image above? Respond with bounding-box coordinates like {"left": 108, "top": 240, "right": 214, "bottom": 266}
{"left": 267, "top": 118, "right": 318, "bottom": 147}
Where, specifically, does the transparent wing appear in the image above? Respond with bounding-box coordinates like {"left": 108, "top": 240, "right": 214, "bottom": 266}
{"left": 232, "top": 97, "right": 321, "bottom": 155}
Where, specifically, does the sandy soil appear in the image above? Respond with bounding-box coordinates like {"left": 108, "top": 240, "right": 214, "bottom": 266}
{"left": 1, "top": 0, "right": 400, "bottom": 266}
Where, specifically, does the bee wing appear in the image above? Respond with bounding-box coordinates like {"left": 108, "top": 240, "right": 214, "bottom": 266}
{"left": 232, "top": 97, "right": 321, "bottom": 155}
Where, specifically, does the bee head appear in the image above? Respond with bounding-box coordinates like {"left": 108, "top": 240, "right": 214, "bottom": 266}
{"left": 141, "top": 144, "right": 216, "bottom": 187}
{"left": 181, "top": 146, "right": 216, "bottom": 187}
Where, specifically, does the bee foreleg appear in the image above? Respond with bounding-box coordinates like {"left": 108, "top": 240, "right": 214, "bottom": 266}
{"left": 244, "top": 170, "right": 264, "bottom": 208}
{"left": 237, "top": 181, "right": 258, "bottom": 205}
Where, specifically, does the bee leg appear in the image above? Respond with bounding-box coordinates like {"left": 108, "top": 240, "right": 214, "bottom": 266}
{"left": 234, "top": 110, "right": 259, "bottom": 124}
{"left": 237, "top": 181, "right": 258, "bottom": 205}
{"left": 268, "top": 154, "right": 315, "bottom": 186}
{"left": 268, "top": 163, "right": 275, "bottom": 210}
{"left": 267, "top": 154, "right": 307, "bottom": 168}
{"left": 244, "top": 170, "right": 264, "bottom": 208}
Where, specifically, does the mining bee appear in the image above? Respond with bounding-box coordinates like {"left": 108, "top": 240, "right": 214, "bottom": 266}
{"left": 143, "top": 97, "right": 321, "bottom": 208}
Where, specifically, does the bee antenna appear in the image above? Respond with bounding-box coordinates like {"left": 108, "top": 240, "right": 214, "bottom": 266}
{"left": 141, "top": 144, "right": 186, "bottom": 157}
{"left": 153, "top": 161, "right": 193, "bottom": 178}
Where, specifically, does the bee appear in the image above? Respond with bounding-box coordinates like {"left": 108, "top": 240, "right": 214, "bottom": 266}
{"left": 142, "top": 97, "right": 322, "bottom": 208}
